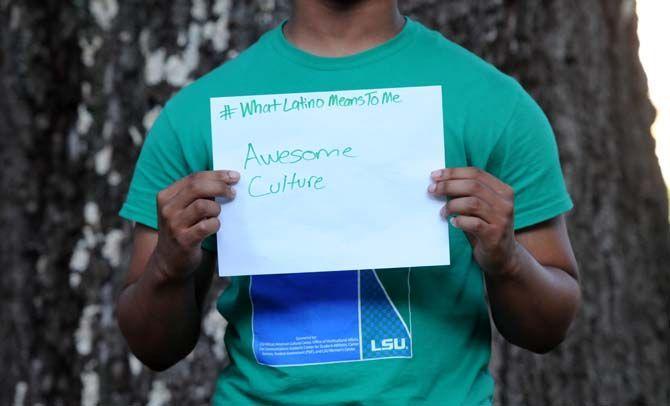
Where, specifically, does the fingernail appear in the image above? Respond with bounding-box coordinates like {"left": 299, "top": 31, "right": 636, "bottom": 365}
{"left": 428, "top": 183, "right": 436, "bottom": 193}
{"left": 431, "top": 170, "right": 442, "bottom": 179}
{"left": 229, "top": 171, "right": 240, "bottom": 181}
{"left": 230, "top": 188, "right": 236, "bottom": 197}
{"left": 440, "top": 206, "right": 447, "bottom": 218}
{"left": 449, "top": 217, "right": 458, "bottom": 228}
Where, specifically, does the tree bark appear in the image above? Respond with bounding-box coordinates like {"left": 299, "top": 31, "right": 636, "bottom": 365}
{"left": 0, "top": 1, "right": 667, "bottom": 405}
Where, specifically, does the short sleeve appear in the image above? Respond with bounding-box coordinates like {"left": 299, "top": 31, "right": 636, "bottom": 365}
{"left": 119, "top": 104, "right": 217, "bottom": 251}
{"left": 485, "top": 86, "right": 574, "bottom": 230}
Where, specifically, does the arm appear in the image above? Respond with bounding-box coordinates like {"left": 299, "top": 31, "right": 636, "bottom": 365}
{"left": 117, "top": 170, "right": 239, "bottom": 371}
{"left": 429, "top": 167, "right": 580, "bottom": 353}
{"left": 485, "top": 215, "right": 580, "bottom": 353}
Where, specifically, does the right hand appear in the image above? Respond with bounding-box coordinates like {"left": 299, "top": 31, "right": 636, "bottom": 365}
{"left": 153, "top": 170, "right": 239, "bottom": 280}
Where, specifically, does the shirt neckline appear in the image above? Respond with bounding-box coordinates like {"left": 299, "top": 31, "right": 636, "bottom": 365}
{"left": 268, "top": 16, "right": 418, "bottom": 71}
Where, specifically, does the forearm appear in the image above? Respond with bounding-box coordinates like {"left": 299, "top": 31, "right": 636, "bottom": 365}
{"left": 117, "top": 252, "right": 202, "bottom": 371}
{"left": 485, "top": 241, "right": 581, "bottom": 353}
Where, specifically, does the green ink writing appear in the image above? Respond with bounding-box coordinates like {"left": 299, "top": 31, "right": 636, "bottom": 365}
{"left": 328, "top": 94, "right": 366, "bottom": 107}
{"left": 382, "top": 91, "right": 401, "bottom": 104}
{"left": 239, "top": 99, "right": 281, "bottom": 117}
{"left": 237, "top": 90, "right": 402, "bottom": 120}
{"left": 248, "top": 172, "right": 325, "bottom": 197}
{"left": 244, "top": 143, "right": 356, "bottom": 169}
{"left": 282, "top": 96, "right": 325, "bottom": 112}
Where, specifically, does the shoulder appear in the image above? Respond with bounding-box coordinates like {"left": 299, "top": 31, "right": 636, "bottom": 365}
{"left": 164, "top": 31, "right": 272, "bottom": 117}
{"left": 412, "top": 19, "right": 524, "bottom": 101}
{"left": 150, "top": 31, "right": 275, "bottom": 167}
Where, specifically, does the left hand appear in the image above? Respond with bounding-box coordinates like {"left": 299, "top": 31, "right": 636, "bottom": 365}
{"left": 428, "top": 167, "right": 519, "bottom": 278}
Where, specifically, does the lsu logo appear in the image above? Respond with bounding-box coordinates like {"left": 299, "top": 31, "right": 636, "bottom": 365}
{"left": 370, "top": 338, "right": 407, "bottom": 352}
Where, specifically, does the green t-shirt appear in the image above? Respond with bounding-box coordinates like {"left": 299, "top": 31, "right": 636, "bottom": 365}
{"left": 120, "top": 17, "right": 573, "bottom": 406}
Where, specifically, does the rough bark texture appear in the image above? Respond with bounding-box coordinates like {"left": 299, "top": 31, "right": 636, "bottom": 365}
{"left": 0, "top": 1, "right": 668, "bottom": 405}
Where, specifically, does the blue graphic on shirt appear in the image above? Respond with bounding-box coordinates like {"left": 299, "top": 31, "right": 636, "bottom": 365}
{"left": 360, "top": 270, "right": 412, "bottom": 359}
{"left": 250, "top": 269, "right": 412, "bottom": 367}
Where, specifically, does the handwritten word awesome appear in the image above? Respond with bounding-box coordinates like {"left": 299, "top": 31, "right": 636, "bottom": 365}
{"left": 239, "top": 90, "right": 401, "bottom": 118}
{"left": 244, "top": 143, "right": 356, "bottom": 169}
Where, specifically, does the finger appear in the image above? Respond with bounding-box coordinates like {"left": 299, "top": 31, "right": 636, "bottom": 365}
{"left": 169, "top": 178, "right": 237, "bottom": 209}
{"left": 445, "top": 197, "right": 496, "bottom": 223}
{"left": 177, "top": 198, "right": 222, "bottom": 228}
{"left": 449, "top": 215, "right": 490, "bottom": 239}
{"left": 158, "top": 170, "right": 240, "bottom": 204}
{"left": 180, "top": 217, "right": 221, "bottom": 247}
{"left": 431, "top": 167, "right": 513, "bottom": 199}
{"left": 429, "top": 179, "right": 500, "bottom": 206}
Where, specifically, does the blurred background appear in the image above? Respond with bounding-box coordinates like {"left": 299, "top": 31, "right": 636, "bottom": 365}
{"left": 0, "top": 1, "right": 668, "bottom": 405}
{"left": 638, "top": 0, "right": 669, "bottom": 202}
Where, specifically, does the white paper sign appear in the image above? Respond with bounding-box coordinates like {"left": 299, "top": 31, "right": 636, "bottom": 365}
{"left": 210, "top": 86, "right": 449, "bottom": 277}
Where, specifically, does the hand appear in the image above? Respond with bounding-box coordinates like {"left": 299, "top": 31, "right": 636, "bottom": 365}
{"left": 428, "top": 167, "right": 519, "bottom": 278}
{"left": 153, "top": 170, "right": 239, "bottom": 280}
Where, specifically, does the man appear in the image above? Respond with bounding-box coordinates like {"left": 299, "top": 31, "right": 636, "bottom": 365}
{"left": 118, "top": 0, "right": 581, "bottom": 404}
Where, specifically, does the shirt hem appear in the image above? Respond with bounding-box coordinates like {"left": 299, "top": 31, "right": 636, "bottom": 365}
{"left": 119, "top": 204, "right": 158, "bottom": 229}
{"left": 514, "top": 196, "right": 574, "bottom": 230}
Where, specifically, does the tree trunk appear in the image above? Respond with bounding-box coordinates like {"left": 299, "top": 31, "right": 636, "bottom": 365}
{"left": 1, "top": 1, "right": 667, "bottom": 405}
